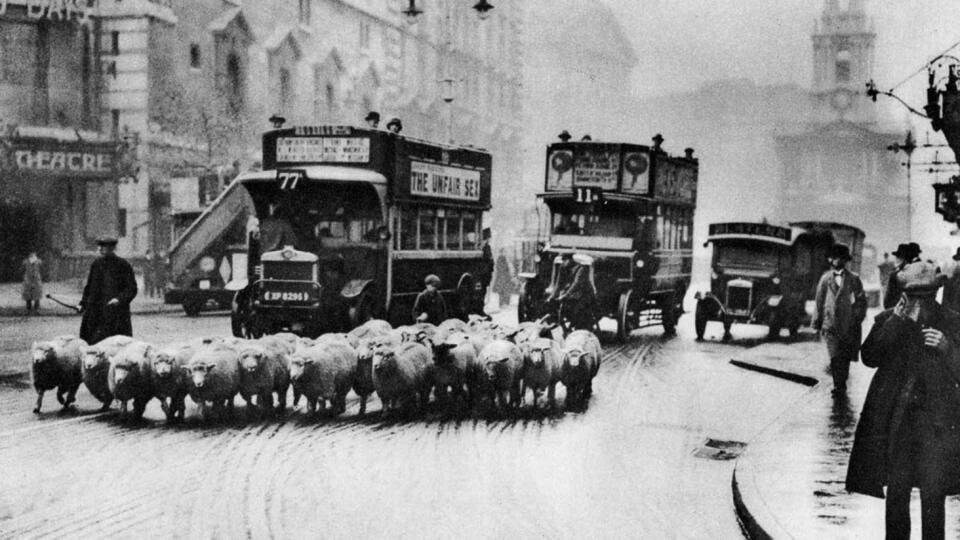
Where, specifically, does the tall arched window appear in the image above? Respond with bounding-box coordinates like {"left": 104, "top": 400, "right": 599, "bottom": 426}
{"left": 226, "top": 53, "right": 243, "bottom": 114}
{"left": 279, "top": 67, "right": 291, "bottom": 113}
{"left": 836, "top": 49, "right": 852, "bottom": 83}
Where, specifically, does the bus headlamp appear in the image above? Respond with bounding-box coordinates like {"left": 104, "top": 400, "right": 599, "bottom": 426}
{"left": 771, "top": 276, "right": 781, "bottom": 285}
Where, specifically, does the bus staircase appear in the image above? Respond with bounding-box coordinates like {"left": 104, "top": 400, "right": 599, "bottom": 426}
{"left": 168, "top": 179, "right": 254, "bottom": 281}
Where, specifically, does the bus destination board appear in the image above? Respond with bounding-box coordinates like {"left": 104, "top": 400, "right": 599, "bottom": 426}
{"left": 275, "top": 137, "right": 370, "bottom": 163}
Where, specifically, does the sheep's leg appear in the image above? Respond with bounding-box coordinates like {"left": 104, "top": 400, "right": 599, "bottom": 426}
{"left": 293, "top": 388, "right": 301, "bottom": 408}
{"left": 275, "top": 388, "right": 286, "bottom": 415}
{"left": 133, "top": 398, "right": 147, "bottom": 419}
{"left": 33, "top": 390, "right": 44, "bottom": 414}
{"left": 358, "top": 393, "right": 367, "bottom": 416}
{"left": 547, "top": 383, "right": 556, "bottom": 409}
{"left": 63, "top": 385, "right": 79, "bottom": 408}
{"left": 532, "top": 388, "right": 541, "bottom": 409}
{"left": 306, "top": 397, "right": 317, "bottom": 415}
{"left": 99, "top": 398, "right": 112, "bottom": 411}
{"left": 56, "top": 388, "right": 66, "bottom": 405}
{"left": 585, "top": 379, "right": 593, "bottom": 399}
{"left": 160, "top": 398, "right": 171, "bottom": 418}
{"left": 120, "top": 400, "right": 128, "bottom": 415}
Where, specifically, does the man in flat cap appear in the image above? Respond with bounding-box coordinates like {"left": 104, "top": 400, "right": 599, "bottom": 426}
{"left": 847, "top": 260, "right": 960, "bottom": 539}
{"left": 812, "top": 243, "right": 867, "bottom": 396}
{"left": 365, "top": 111, "right": 380, "bottom": 129}
{"left": 79, "top": 236, "right": 138, "bottom": 344}
{"left": 884, "top": 242, "right": 922, "bottom": 309}
{"left": 412, "top": 274, "right": 447, "bottom": 325}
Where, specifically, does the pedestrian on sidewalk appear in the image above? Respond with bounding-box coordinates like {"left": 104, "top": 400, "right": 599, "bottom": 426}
{"left": 846, "top": 260, "right": 960, "bottom": 540}
{"left": 884, "top": 243, "right": 921, "bottom": 309}
{"left": 941, "top": 248, "right": 960, "bottom": 314}
{"left": 811, "top": 243, "right": 867, "bottom": 396}
{"left": 21, "top": 251, "right": 42, "bottom": 313}
{"left": 79, "top": 236, "right": 138, "bottom": 344}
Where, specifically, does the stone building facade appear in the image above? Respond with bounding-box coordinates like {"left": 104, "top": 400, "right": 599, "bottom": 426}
{"left": 0, "top": 0, "right": 524, "bottom": 280}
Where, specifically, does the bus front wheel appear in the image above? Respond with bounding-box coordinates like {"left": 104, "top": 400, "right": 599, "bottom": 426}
{"left": 617, "top": 290, "right": 634, "bottom": 343}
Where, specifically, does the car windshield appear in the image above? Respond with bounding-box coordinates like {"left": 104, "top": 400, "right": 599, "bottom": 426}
{"left": 551, "top": 211, "right": 635, "bottom": 237}
{"left": 715, "top": 242, "right": 786, "bottom": 270}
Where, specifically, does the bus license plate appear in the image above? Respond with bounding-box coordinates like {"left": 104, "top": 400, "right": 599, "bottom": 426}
{"left": 198, "top": 280, "right": 211, "bottom": 290}
{"left": 264, "top": 291, "right": 308, "bottom": 302}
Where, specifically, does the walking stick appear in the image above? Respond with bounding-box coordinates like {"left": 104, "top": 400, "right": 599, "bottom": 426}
{"left": 45, "top": 294, "right": 82, "bottom": 313}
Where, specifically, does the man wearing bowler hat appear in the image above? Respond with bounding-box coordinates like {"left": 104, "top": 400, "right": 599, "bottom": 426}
{"left": 885, "top": 242, "right": 922, "bottom": 309}
{"left": 364, "top": 111, "right": 380, "bottom": 129}
{"left": 812, "top": 243, "right": 867, "bottom": 396}
{"left": 79, "top": 236, "right": 138, "bottom": 344}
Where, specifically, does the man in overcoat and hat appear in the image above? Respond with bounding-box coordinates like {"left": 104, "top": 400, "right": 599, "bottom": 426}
{"left": 941, "top": 247, "right": 960, "bottom": 314}
{"left": 885, "top": 242, "right": 922, "bottom": 309}
{"left": 846, "top": 260, "right": 960, "bottom": 539}
{"left": 79, "top": 236, "right": 138, "bottom": 344}
{"left": 812, "top": 243, "right": 867, "bottom": 395}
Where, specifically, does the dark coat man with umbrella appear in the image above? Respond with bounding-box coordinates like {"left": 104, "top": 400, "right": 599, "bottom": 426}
{"left": 79, "top": 236, "right": 138, "bottom": 344}
{"left": 847, "top": 260, "right": 960, "bottom": 540}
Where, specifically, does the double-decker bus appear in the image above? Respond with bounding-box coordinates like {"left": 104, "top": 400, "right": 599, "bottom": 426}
{"left": 518, "top": 138, "right": 698, "bottom": 342}
{"left": 230, "top": 124, "right": 492, "bottom": 337}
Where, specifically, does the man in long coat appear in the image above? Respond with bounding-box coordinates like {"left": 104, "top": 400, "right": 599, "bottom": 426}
{"left": 557, "top": 253, "right": 598, "bottom": 331}
{"left": 79, "top": 236, "right": 138, "bottom": 344}
{"left": 884, "top": 242, "right": 921, "bottom": 309}
{"left": 811, "top": 243, "right": 867, "bottom": 396}
{"left": 846, "top": 260, "right": 960, "bottom": 539}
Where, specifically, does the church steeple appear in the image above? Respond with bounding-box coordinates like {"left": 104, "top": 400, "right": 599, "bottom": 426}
{"left": 812, "top": 0, "right": 875, "bottom": 122}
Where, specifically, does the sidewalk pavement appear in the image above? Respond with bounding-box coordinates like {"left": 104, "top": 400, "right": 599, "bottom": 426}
{"left": 0, "top": 279, "right": 178, "bottom": 317}
{"left": 731, "top": 317, "right": 960, "bottom": 538}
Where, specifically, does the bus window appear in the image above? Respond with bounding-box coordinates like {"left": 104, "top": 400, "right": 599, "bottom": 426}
{"left": 419, "top": 208, "right": 437, "bottom": 250}
{"left": 400, "top": 207, "right": 417, "bottom": 250}
{"left": 444, "top": 210, "right": 461, "bottom": 250}
{"left": 463, "top": 211, "right": 478, "bottom": 250}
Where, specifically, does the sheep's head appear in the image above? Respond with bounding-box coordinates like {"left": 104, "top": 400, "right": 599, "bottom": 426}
{"left": 153, "top": 352, "right": 177, "bottom": 377}
{"left": 31, "top": 343, "right": 55, "bottom": 366}
{"left": 564, "top": 348, "right": 585, "bottom": 368}
{"left": 187, "top": 363, "right": 216, "bottom": 387}
{"left": 484, "top": 356, "right": 511, "bottom": 380}
{"left": 113, "top": 360, "right": 138, "bottom": 385}
{"left": 528, "top": 343, "right": 552, "bottom": 367}
{"left": 238, "top": 348, "right": 264, "bottom": 373}
{"left": 83, "top": 347, "right": 108, "bottom": 370}
{"left": 288, "top": 356, "right": 313, "bottom": 381}
{"left": 372, "top": 349, "right": 396, "bottom": 374}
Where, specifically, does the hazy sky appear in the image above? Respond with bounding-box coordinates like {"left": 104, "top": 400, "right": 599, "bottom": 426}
{"left": 604, "top": 0, "right": 960, "bottom": 103}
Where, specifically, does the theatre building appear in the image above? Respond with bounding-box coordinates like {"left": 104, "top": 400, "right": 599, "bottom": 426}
{"left": 0, "top": 1, "right": 128, "bottom": 280}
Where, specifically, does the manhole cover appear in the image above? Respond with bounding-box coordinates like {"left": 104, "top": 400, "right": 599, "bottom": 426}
{"left": 693, "top": 438, "right": 747, "bottom": 460}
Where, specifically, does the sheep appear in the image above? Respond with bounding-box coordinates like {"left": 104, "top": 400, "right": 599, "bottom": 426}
{"left": 372, "top": 340, "right": 433, "bottom": 415}
{"left": 435, "top": 318, "right": 468, "bottom": 344}
{"left": 152, "top": 342, "right": 198, "bottom": 423}
{"left": 432, "top": 333, "right": 475, "bottom": 408}
{"left": 30, "top": 335, "right": 85, "bottom": 414}
{"left": 185, "top": 343, "right": 241, "bottom": 420}
{"left": 560, "top": 330, "right": 603, "bottom": 408}
{"left": 519, "top": 337, "right": 563, "bottom": 409}
{"left": 259, "top": 332, "right": 299, "bottom": 356}
{"left": 236, "top": 342, "right": 291, "bottom": 417}
{"left": 288, "top": 341, "right": 357, "bottom": 416}
{"left": 80, "top": 335, "right": 135, "bottom": 411}
{"left": 348, "top": 319, "right": 392, "bottom": 344}
{"left": 478, "top": 339, "right": 523, "bottom": 410}
{"left": 108, "top": 341, "right": 157, "bottom": 420}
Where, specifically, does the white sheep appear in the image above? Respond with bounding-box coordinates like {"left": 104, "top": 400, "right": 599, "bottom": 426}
{"left": 185, "top": 343, "right": 241, "bottom": 420}
{"left": 80, "top": 334, "right": 134, "bottom": 411}
{"left": 560, "top": 330, "right": 602, "bottom": 408}
{"left": 108, "top": 340, "right": 157, "bottom": 420}
{"left": 478, "top": 339, "right": 523, "bottom": 410}
{"left": 372, "top": 340, "right": 433, "bottom": 415}
{"left": 30, "top": 335, "right": 85, "bottom": 414}
{"left": 237, "top": 342, "right": 291, "bottom": 417}
{"left": 520, "top": 337, "right": 563, "bottom": 408}
{"left": 288, "top": 340, "right": 357, "bottom": 416}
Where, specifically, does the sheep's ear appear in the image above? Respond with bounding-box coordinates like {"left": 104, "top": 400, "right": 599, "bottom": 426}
{"left": 303, "top": 358, "right": 314, "bottom": 365}
{"left": 206, "top": 363, "right": 217, "bottom": 371}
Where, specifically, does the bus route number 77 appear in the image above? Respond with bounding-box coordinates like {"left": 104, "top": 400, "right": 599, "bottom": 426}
{"left": 277, "top": 169, "right": 306, "bottom": 190}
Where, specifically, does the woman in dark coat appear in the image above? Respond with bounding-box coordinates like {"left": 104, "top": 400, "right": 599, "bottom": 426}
{"left": 846, "top": 261, "right": 960, "bottom": 539}
{"left": 79, "top": 237, "right": 138, "bottom": 344}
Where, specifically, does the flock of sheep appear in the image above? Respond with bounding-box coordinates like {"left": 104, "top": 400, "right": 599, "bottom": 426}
{"left": 28, "top": 316, "right": 603, "bottom": 422}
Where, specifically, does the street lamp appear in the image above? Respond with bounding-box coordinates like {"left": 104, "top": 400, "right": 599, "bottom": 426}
{"left": 888, "top": 131, "right": 917, "bottom": 238}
